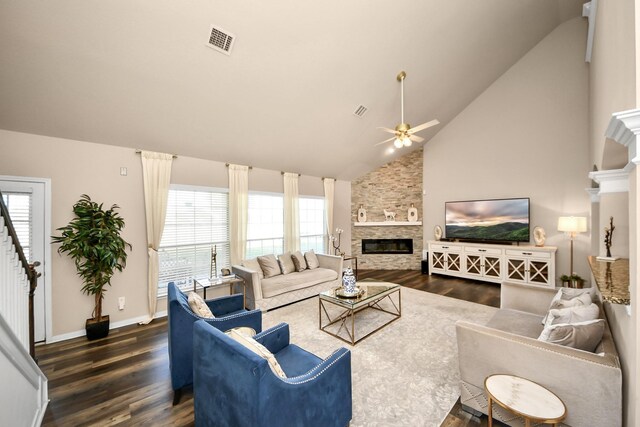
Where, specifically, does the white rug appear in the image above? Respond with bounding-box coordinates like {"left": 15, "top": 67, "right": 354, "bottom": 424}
{"left": 262, "top": 286, "right": 497, "bottom": 427}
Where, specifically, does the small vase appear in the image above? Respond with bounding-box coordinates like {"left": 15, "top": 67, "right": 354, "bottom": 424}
{"left": 357, "top": 205, "right": 367, "bottom": 223}
{"left": 342, "top": 267, "right": 357, "bottom": 294}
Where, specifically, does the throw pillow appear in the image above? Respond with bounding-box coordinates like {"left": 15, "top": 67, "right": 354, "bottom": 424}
{"left": 226, "top": 328, "right": 287, "bottom": 378}
{"left": 241, "top": 258, "right": 264, "bottom": 280}
{"left": 545, "top": 303, "right": 600, "bottom": 327}
{"left": 257, "top": 254, "right": 281, "bottom": 278}
{"left": 291, "top": 251, "right": 307, "bottom": 272}
{"left": 305, "top": 249, "right": 320, "bottom": 269}
{"left": 538, "top": 319, "right": 605, "bottom": 352}
{"left": 542, "top": 289, "right": 593, "bottom": 324}
{"left": 278, "top": 252, "right": 296, "bottom": 275}
{"left": 188, "top": 292, "right": 215, "bottom": 319}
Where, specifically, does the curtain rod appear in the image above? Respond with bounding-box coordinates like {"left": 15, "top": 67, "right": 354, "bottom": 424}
{"left": 135, "top": 150, "right": 177, "bottom": 159}
{"left": 281, "top": 171, "right": 301, "bottom": 176}
{"left": 321, "top": 177, "right": 336, "bottom": 181}
{"left": 225, "top": 163, "right": 253, "bottom": 170}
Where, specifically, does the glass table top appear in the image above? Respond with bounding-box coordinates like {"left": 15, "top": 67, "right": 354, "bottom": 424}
{"left": 320, "top": 281, "right": 399, "bottom": 307}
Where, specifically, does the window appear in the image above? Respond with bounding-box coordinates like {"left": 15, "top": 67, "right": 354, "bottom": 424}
{"left": 299, "top": 196, "right": 325, "bottom": 253}
{"left": 1, "top": 192, "right": 32, "bottom": 261}
{"left": 158, "top": 186, "right": 229, "bottom": 295}
{"left": 246, "top": 193, "right": 283, "bottom": 258}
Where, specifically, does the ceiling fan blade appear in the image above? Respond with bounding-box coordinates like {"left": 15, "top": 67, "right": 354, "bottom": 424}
{"left": 409, "top": 134, "right": 424, "bottom": 143}
{"left": 377, "top": 127, "right": 398, "bottom": 135}
{"left": 407, "top": 119, "right": 440, "bottom": 134}
{"left": 373, "top": 136, "right": 397, "bottom": 146}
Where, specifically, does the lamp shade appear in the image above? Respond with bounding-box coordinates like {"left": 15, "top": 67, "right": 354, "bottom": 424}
{"left": 557, "top": 216, "right": 587, "bottom": 233}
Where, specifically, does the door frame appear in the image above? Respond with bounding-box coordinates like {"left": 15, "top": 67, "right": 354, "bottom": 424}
{"left": 0, "top": 175, "right": 52, "bottom": 343}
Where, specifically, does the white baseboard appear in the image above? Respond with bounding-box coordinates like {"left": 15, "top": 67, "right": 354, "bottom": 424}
{"left": 47, "top": 311, "right": 168, "bottom": 344}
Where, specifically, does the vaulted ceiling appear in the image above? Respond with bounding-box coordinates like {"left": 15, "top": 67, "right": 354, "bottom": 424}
{"left": 0, "top": 0, "right": 583, "bottom": 180}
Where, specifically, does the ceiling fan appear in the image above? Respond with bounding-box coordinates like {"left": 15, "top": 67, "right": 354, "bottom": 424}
{"left": 375, "top": 71, "right": 440, "bottom": 148}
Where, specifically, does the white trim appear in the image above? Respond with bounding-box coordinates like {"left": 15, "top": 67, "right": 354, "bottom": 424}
{"left": 47, "top": 311, "right": 167, "bottom": 344}
{"left": 588, "top": 169, "right": 629, "bottom": 193}
{"left": 605, "top": 108, "right": 640, "bottom": 171}
{"left": 582, "top": 0, "right": 597, "bottom": 63}
{"left": 169, "top": 183, "right": 228, "bottom": 193}
{"left": 585, "top": 188, "right": 601, "bottom": 203}
{"left": 354, "top": 221, "right": 422, "bottom": 226}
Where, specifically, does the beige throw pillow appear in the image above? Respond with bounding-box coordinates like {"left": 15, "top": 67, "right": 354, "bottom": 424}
{"left": 545, "top": 303, "right": 600, "bottom": 327}
{"left": 257, "top": 254, "right": 281, "bottom": 278}
{"left": 291, "top": 251, "right": 307, "bottom": 272}
{"left": 241, "top": 258, "right": 264, "bottom": 279}
{"left": 538, "top": 319, "right": 605, "bottom": 352}
{"left": 188, "top": 292, "right": 215, "bottom": 319}
{"left": 542, "top": 289, "right": 593, "bottom": 324}
{"left": 304, "top": 250, "right": 320, "bottom": 269}
{"left": 226, "top": 328, "right": 287, "bottom": 378}
{"left": 278, "top": 252, "right": 296, "bottom": 275}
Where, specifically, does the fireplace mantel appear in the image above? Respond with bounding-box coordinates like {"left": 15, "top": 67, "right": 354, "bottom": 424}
{"left": 353, "top": 221, "right": 422, "bottom": 227}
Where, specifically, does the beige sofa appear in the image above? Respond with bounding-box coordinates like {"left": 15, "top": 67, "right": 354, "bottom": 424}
{"left": 232, "top": 253, "right": 342, "bottom": 311}
{"left": 456, "top": 282, "right": 621, "bottom": 427}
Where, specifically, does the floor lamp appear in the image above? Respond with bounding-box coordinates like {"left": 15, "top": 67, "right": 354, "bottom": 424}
{"left": 557, "top": 216, "right": 587, "bottom": 274}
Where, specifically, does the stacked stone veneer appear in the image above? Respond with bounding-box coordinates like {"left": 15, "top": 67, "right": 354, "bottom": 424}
{"left": 351, "top": 149, "right": 423, "bottom": 270}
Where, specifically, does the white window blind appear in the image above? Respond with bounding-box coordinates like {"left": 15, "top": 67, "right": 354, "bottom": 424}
{"left": 299, "top": 196, "right": 325, "bottom": 253}
{"left": 246, "top": 193, "right": 284, "bottom": 258}
{"left": 158, "top": 187, "right": 229, "bottom": 295}
{"left": 2, "top": 192, "right": 32, "bottom": 261}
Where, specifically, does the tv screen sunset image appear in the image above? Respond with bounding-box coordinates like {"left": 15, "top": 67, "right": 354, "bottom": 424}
{"left": 445, "top": 199, "right": 529, "bottom": 242}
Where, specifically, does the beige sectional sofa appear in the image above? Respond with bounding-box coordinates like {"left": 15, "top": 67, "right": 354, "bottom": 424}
{"left": 456, "top": 282, "right": 621, "bottom": 427}
{"left": 232, "top": 253, "right": 342, "bottom": 311}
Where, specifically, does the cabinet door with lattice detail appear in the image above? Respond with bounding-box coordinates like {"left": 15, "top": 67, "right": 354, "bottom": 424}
{"left": 483, "top": 256, "right": 502, "bottom": 279}
{"left": 431, "top": 251, "right": 446, "bottom": 272}
{"left": 528, "top": 260, "right": 550, "bottom": 285}
{"left": 447, "top": 253, "right": 461, "bottom": 272}
{"left": 465, "top": 254, "right": 482, "bottom": 276}
{"left": 506, "top": 258, "right": 527, "bottom": 282}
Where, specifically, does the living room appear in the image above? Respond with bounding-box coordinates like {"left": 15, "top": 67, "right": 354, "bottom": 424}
{"left": 1, "top": 0, "right": 639, "bottom": 426}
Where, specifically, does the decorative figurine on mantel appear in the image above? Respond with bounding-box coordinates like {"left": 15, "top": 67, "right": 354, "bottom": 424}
{"left": 597, "top": 216, "right": 619, "bottom": 261}
{"left": 383, "top": 209, "right": 396, "bottom": 221}
{"left": 407, "top": 203, "right": 418, "bottom": 222}
{"left": 357, "top": 205, "right": 367, "bottom": 223}
{"left": 329, "top": 228, "right": 344, "bottom": 256}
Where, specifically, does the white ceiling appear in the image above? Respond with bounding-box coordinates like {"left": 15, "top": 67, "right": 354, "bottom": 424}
{"left": 0, "top": 0, "right": 583, "bottom": 180}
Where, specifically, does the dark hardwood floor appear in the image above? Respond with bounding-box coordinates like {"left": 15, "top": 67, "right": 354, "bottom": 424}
{"left": 37, "top": 270, "right": 502, "bottom": 426}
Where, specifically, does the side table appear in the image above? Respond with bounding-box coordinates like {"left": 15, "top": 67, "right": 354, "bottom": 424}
{"left": 193, "top": 275, "right": 246, "bottom": 308}
{"left": 485, "top": 374, "right": 566, "bottom": 427}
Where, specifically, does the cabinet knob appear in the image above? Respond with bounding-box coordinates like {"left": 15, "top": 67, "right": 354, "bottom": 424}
{"left": 523, "top": 252, "right": 532, "bottom": 255}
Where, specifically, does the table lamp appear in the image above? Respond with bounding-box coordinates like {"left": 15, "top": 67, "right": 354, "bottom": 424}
{"left": 557, "top": 216, "right": 587, "bottom": 274}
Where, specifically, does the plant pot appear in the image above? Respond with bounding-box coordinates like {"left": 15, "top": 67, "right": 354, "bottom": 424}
{"left": 86, "top": 315, "right": 110, "bottom": 340}
{"left": 561, "top": 279, "right": 570, "bottom": 287}
{"left": 570, "top": 279, "right": 584, "bottom": 289}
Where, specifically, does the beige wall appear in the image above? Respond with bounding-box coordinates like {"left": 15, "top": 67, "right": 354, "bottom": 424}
{"left": 0, "top": 129, "right": 351, "bottom": 340}
{"left": 423, "top": 17, "right": 591, "bottom": 280}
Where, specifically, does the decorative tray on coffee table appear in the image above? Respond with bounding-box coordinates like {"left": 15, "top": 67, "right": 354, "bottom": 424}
{"left": 335, "top": 287, "right": 365, "bottom": 298}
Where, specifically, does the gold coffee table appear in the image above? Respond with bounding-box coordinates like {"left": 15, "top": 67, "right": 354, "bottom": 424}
{"left": 485, "top": 374, "right": 566, "bottom": 427}
{"left": 319, "top": 281, "right": 401, "bottom": 345}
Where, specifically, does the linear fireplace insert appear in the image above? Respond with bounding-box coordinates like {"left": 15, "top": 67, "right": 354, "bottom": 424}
{"left": 362, "top": 239, "right": 413, "bottom": 254}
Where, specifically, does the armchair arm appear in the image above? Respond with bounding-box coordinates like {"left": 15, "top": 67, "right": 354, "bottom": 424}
{"left": 200, "top": 308, "right": 262, "bottom": 334}
{"left": 317, "top": 253, "right": 343, "bottom": 276}
{"left": 205, "top": 293, "right": 243, "bottom": 315}
{"left": 232, "top": 265, "right": 263, "bottom": 303}
{"left": 500, "top": 281, "right": 557, "bottom": 315}
{"left": 254, "top": 323, "right": 290, "bottom": 354}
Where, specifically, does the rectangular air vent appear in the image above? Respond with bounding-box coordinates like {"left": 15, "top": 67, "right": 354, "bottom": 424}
{"left": 353, "top": 105, "right": 368, "bottom": 117}
{"left": 207, "top": 25, "right": 235, "bottom": 55}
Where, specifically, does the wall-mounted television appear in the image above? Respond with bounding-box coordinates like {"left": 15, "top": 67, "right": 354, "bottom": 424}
{"left": 445, "top": 198, "right": 530, "bottom": 243}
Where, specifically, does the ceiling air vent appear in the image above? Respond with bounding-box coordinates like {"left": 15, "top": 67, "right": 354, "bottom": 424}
{"left": 353, "top": 105, "right": 368, "bottom": 117}
{"left": 207, "top": 25, "right": 235, "bottom": 55}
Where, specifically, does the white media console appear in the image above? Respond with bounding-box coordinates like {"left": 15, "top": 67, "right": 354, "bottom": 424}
{"left": 427, "top": 240, "right": 557, "bottom": 288}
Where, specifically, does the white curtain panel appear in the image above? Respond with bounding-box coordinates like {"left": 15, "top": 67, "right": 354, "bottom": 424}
{"left": 283, "top": 172, "right": 300, "bottom": 253}
{"left": 228, "top": 164, "right": 249, "bottom": 265}
{"left": 140, "top": 150, "right": 173, "bottom": 324}
{"left": 323, "top": 178, "right": 335, "bottom": 251}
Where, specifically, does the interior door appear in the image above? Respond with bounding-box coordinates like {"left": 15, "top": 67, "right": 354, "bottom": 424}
{"left": 0, "top": 179, "right": 47, "bottom": 342}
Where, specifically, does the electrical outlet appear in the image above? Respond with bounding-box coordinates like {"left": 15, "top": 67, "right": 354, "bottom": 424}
{"left": 118, "top": 297, "right": 125, "bottom": 310}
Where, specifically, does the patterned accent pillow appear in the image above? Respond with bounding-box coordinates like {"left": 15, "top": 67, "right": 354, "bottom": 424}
{"left": 291, "top": 251, "right": 307, "bottom": 272}
{"left": 304, "top": 250, "right": 320, "bottom": 269}
{"left": 188, "top": 292, "right": 215, "bottom": 319}
{"left": 278, "top": 252, "right": 296, "bottom": 275}
{"left": 226, "top": 328, "right": 287, "bottom": 378}
{"left": 544, "top": 303, "right": 600, "bottom": 327}
{"left": 242, "top": 258, "right": 264, "bottom": 279}
{"left": 258, "top": 254, "right": 281, "bottom": 278}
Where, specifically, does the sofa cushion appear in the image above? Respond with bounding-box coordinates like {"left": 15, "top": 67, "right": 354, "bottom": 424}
{"left": 188, "top": 292, "right": 215, "bottom": 319}
{"left": 226, "top": 328, "right": 287, "bottom": 378}
{"left": 261, "top": 268, "right": 338, "bottom": 298}
{"left": 485, "top": 309, "right": 544, "bottom": 339}
{"left": 258, "top": 254, "right": 281, "bottom": 278}
{"left": 542, "top": 290, "right": 592, "bottom": 324}
{"left": 545, "top": 303, "right": 600, "bottom": 326}
{"left": 305, "top": 250, "right": 320, "bottom": 269}
{"left": 242, "top": 258, "right": 264, "bottom": 279}
{"left": 278, "top": 252, "right": 296, "bottom": 274}
{"left": 538, "top": 319, "right": 605, "bottom": 352}
{"left": 291, "top": 251, "right": 307, "bottom": 272}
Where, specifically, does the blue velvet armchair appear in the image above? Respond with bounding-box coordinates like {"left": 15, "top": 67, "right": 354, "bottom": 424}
{"left": 167, "top": 282, "right": 262, "bottom": 404}
{"left": 193, "top": 320, "right": 352, "bottom": 427}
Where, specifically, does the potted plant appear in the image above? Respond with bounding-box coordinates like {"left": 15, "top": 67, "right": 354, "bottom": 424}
{"left": 569, "top": 273, "right": 584, "bottom": 289}
{"left": 52, "top": 194, "right": 132, "bottom": 340}
{"left": 559, "top": 274, "right": 571, "bottom": 287}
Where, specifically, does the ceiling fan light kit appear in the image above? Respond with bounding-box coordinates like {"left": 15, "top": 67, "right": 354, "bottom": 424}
{"left": 375, "top": 70, "right": 440, "bottom": 150}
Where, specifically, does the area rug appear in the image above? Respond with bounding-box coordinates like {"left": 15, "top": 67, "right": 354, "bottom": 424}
{"left": 262, "top": 286, "right": 497, "bottom": 427}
